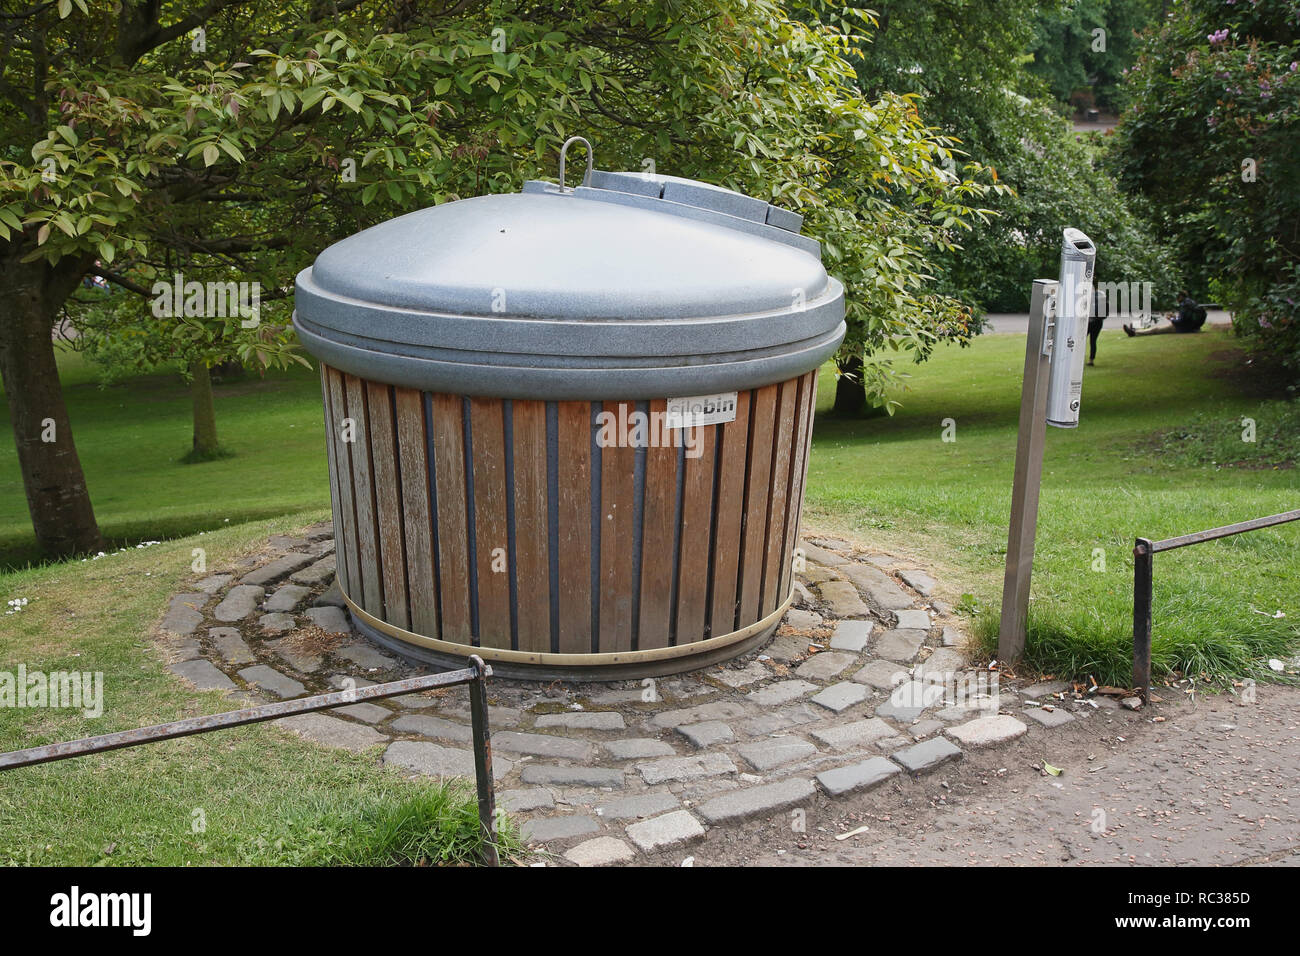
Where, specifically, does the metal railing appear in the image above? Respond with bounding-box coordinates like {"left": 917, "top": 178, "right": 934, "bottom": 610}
{"left": 1133, "top": 509, "right": 1300, "bottom": 702}
{"left": 0, "top": 656, "right": 500, "bottom": 866}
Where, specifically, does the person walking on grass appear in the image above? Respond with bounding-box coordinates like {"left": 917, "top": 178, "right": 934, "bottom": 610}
{"left": 1124, "top": 290, "right": 1207, "bottom": 337}
{"left": 1087, "top": 285, "right": 1107, "bottom": 366}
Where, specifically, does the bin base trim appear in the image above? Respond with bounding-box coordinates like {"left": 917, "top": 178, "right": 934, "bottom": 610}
{"left": 340, "top": 589, "right": 794, "bottom": 669}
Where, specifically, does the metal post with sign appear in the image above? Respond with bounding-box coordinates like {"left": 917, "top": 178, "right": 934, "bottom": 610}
{"left": 998, "top": 229, "right": 1097, "bottom": 664}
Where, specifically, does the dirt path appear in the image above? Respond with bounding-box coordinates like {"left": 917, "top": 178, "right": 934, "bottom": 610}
{"left": 685, "top": 683, "right": 1300, "bottom": 866}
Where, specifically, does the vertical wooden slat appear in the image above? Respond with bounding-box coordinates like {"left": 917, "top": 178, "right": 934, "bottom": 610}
{"left": 599, "top": 401, "right": 636, "bottom": 652}
{"left": 344, "top": 373, "right": 383, "bottom": 617}
{"left": 762, "top": 378, "right": 798, "bottom": 615}
{"left": 637, "top": 400, "right": 677, "bottom": 650}
{"left": 366, "top": 381, "right": 407, "bottom": 629}
{"left": 320, "top": 366, "right": 350, "bottom": 598}
{"left": 395, "top": 388, "right": 437, "bottom": 638}
{"left": 469, "top": 398, "right": 511, "bottom": 649}
{"left": 709, "top": 390, "right": 751, "bottom": 635}
{"left": 431, "top": 394, "right": 472, "bottom": 645}
{"left": 675, "top": 424, "right": 715, "bottom": 644}
{"left": 556, "top": 403, "right": 592, "bottom": 654}
{"left": 326, "top": 368, "right": 360, "bottom": 602}
{"left": 512, "top": 400, "right": 551, "bottom": 654}
{"left": 738, "top": 384, "right": 777, "bottom": 624}
{"left": 779, "top": 371, "right": 815, "bottom": 602}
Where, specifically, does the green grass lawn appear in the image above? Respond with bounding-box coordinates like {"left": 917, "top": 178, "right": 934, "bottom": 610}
{"left": 807, "top": 327, "right": 1299, "bottom": 685}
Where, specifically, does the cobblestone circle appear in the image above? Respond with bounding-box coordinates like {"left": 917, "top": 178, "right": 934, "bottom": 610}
{"left": 158, "top": 524, "right": 1140, "bottom": 865}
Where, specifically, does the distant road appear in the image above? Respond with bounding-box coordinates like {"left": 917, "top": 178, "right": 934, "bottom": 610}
{"left": 982, "top": 309, "right": 1234, "bottom": 335}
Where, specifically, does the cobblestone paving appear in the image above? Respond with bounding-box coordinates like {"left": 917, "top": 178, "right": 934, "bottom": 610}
{"left": 159, "top": 526, "right": 1140, "bottom": 865}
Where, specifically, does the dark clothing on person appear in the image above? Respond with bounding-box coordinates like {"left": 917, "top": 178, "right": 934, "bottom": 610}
{"left": 1087, "top": 287, "right": 1107, "bottom": 362}
{"left": 1171, "top": 296, "right": 1207, "bottom": 332}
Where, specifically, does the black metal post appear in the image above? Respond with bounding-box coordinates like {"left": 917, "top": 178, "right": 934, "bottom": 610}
{"left": 466, "top": 655, "right": 499, "bottom": 867}
{"left": 1133, "top": 538, "right": 1154, "bottom": 703}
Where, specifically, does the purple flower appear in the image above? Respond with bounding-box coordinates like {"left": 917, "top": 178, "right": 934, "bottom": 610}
{"left": 1208, "top": 29, "right": 1230, "bottom": 45}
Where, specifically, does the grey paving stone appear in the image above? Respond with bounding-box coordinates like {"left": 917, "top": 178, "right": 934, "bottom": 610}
{"left": 257, "top": 612, "right": 297, "bottom": 635}
{"left": 1024, "top": 706, "right": 1077, "bottom": 728}
{"left": 268, "top": 535, "right": 311, "bottom": 550}
{"left": 1022, "top": 680, "right": 1071, "bottom": 699}
{"left": 304, "top": 605, "right": 352, "bottom": 635}
{"left": 303, "top": 523, "right": 334, "bottom": 540}
{"left": 946, "top": 714, "right": 1028, "bottom": 748}
{"left": 942, "top": 626, "right": 964, "bottom": 647}
{"left": 587, "top": 687, "right": 649, "bottom": 705}
{"left": 898, "top": 569, "right": 937, "bottom": 596}
{"left": 817, "top": 580, "right": 871, "bottom": 617}
{"left": 934, "top": 705, "right": 981, "bottom": 722}
{"left": 194, "top": 574, "right": 233, "bottom": 594}
{"left": 816, "top": 757, "right": 901, "bottom": 797}
{"left": 892, "top": 737, "right": 963, "bottom": 773}
{"left": 811, "top": 717, "right": 897, "bottom": 750}
{"left": 275, "top": 713, "right": 388, "bottom": 752}
{"left": 842, "top": 564, "right": 914, "bottom": 610}
{"left": 521, "top": 815, "right": 600, "bottom": 843}
{"left": 874, "top": 629, "right": 927, "bottom": 662}
{"left": 915, "top": 647, "right": 967, "bottom": 681}
{"left": 241, "top": 552, "right": 315, "bottom": 587}
{"left": 499, "top": 788, "right": 555, "bottom": 813}
{"left": 213, "top": 584, "right": 264, "bottom": 622}
{"left": 208, "top": 627, "right": 254, "bottom": 665}
{"left": 564, "top": 836, "right": 636, "bottom": 866}
{"left": 852, "top": 659, "right": 910, "bottom": 690}
{"left": 604, "top": 738, "right": 676, "bottom": 760}
{"left": 746, "top": 680, "right": 817, "bottom": 706}
{"left": 677, "top": 720, "right": 735, "bottom": 749}
{"left": 811, "top": 681, "right": 870, "bottom": 713}
{"left": 237, "top": 664, "right": 306, "bottom": 699}
{"left": 626, "top": 810, "right": 705, "bottom": 853}
{"left": 494, "top": 731, "right": 593, "bottom": 761}
{"left": 798, "top": 541, "right": 849, "bottom": 566}
{"left": 696, "top": 777, "right": 816, "bottom": 825}
{"left": 738, "top": 703, "right": 822, "bottom": 736}
{"left": 334, "top": 702, "right": 391, "bottom": 724}
{"left": 265, "top": 584, "right": 311, "bottom": 613}
{"left": 392, "top": 714, "right": 472, "bottom": 742}
{"left": 384, "top": 740, "right": 511, "bottom": 780}
{"left": 830, "top": 619, "right": 874, "bottom": 652}
{"left": 637, "top": 752, "right": 737, "bottom": 786}
{"left": 290, "top": 555, "right": 337, "bottom": 587}
{"left": 878, "top": 680, "right": 946, "bottom": 718}
{"left": 313, "top": 582, "right": 347, "bottom": 609}
{"left": 336, "top": 642, "right": 396, "bottom": 669}
{"left": 764, "top": 633, "right": 812, "bottom": 663}
{"left": 736, "top": 737, "right": 817, "bottom": 771}
{"left": 794, "top": 651, "right": 858, "bottom": 681}
{"left": 782, "top": 608, "right": 824, "bottom": 631}
{"left": 162, "top": 593, "right": 206, "bottom": 636}
{"left": 265, "top": 636, "right": 324, "bottom": 674}
{"left": 712, "top": 661, "right": 772, "bottom": 687}
{"left": 520, "top": 765, "right": 624, "bottom": 788}
{"left": 875, "top": 734, "right": 910, "bottom": 750}
{"left": 909, "top": 719, "right": 944, "bottom": 739}
{"left": 894, "top": 609, "right": 932, "bottom": 630}
{"left": 650, "top": 700, "right": 753, "bottom": 729}
{"left": 535, "top": 711, "right": 626, "bottom": 731}
{"left": 596, "top": 792, "right": 680, "bottom": 821}
{"left": 168, "top": 659, "right": 236, "bottom": 691}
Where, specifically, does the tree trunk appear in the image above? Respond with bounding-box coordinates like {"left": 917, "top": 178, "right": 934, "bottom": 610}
{"left": 832, "top": 351, "right": 868, "bottom": 417}
{"left": 0, "top": 249, "right": 103, "bottom": 559}
{"left": 190, "top": 360, "right": 220, "bottom": 457}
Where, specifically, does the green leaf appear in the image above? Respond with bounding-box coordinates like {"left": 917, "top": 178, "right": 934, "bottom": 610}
{"left": 98, "top": 241, "right": 115, "bottom": 263}
{"left": 203, "top": 144, "right": 220, "bottom": 167}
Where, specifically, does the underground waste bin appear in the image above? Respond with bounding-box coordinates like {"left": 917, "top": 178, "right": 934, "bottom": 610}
{"left": 293, "top": 149, "right": 845, "bottom": 679}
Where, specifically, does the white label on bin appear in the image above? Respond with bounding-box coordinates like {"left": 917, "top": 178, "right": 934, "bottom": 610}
{"left": 665, "top": 392, "right": 738, "bottom": 429}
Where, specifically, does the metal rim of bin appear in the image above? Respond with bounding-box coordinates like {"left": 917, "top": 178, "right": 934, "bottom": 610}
{"left": 343, "top": 590, "right": 794, "bottom": 681}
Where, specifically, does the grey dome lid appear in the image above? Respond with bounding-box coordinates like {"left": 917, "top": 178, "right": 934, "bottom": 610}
{"left": 293, "top": 168, "right": 845, "bottom": 400}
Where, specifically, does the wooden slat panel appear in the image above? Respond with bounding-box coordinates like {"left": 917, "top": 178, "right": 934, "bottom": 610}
{"left": 431, "top": 394, "right": 472, "bottom": 645}
{"left": 512, "top": 400, "right": 551, "bottom": 654}
{"left": 674, "top": 424, "right": 715, "bottom": 644}
{"left": 779, "top": 372, "right": 815, "bottom": 602}
{"left": 637, "top": 400, "right": 677, "bottom": 650}
{"left": 320, "top": 366, "right": 351, "bottom": 598}
{"left": 469, "top": 398, "right": 511, "bottom": 650}
{"left": 368, "top": 381, "right": 409, "bottom": 630}
{"left": 709, "top": 390, "right": 751, "bottom": 635}
{"left": 738, "top": 384, "right": 777, "bottom": 624}
{"left": 599, "top": 401, "right": 636, "bottom": 652}
{"left": 344, "top": 373, "right": 383, "bottom": 617}
{"left": 556, "top": 403, "right": 592, "bottom": 654}
{"left": 395, "top": 388, "right": 438, "bottom": 638}
{"left": 762, "top": 378, "right": 798, "bottom": 615}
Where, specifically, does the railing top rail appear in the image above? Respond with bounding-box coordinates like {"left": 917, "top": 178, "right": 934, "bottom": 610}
{"left": 0, "top": 662, "right": 487, "bottom": 773}
{"left": 1138, "top": 508, "right": 1300, "bottom": 555}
